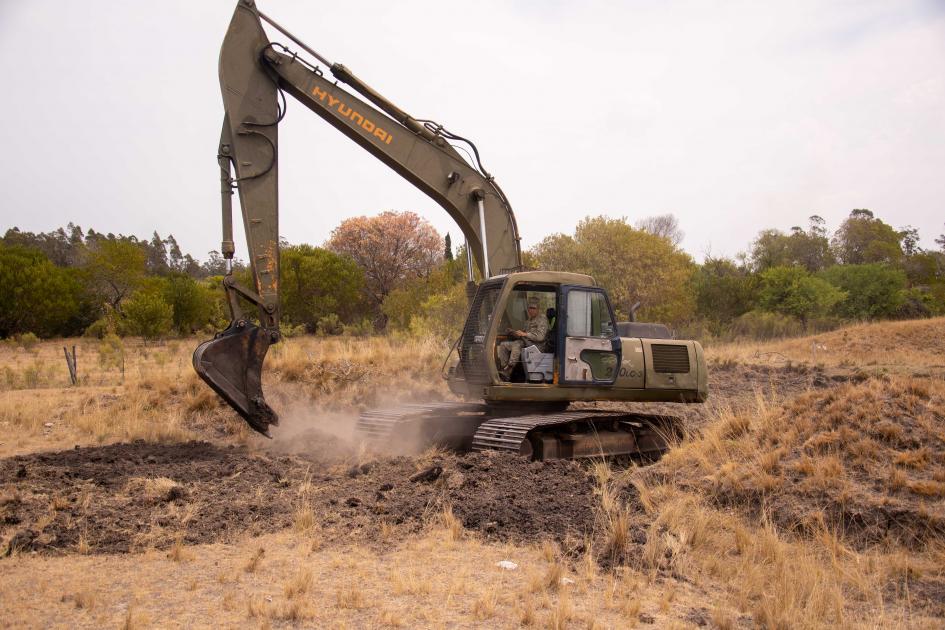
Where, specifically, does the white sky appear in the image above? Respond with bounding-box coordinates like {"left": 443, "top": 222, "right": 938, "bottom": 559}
{"left": 1, "top": 0, "right": 943, "bottom": 263}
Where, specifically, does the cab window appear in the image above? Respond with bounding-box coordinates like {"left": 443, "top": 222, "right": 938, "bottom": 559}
{"left": 566, "top": 290, "right": 614, "bottom": 338}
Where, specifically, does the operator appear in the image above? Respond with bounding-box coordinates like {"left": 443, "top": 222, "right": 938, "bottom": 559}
{"left": 498, "top": 296, "right": 549, "bottom": 380}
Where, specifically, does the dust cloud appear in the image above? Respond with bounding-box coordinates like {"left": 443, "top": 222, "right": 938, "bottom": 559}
{"left": 263, "top": 388, "right": 452, "bottom": 462}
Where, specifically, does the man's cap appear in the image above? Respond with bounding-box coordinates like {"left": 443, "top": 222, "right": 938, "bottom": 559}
{"left": 527, "top": 297, "right": 540, "bottom": 307}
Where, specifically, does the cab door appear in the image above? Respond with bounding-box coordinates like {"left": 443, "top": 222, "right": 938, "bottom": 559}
{"left": 559, "top": 286, "right": 621, "bottom": 386}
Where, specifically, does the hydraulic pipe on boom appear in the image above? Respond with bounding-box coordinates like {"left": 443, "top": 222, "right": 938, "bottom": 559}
{"left": 194, "top": 0, "right": 523, "bottom": 436}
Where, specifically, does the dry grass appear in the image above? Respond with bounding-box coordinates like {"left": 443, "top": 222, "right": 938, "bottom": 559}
{"left": 243, "top": 546, "right": 265, "bottom": 573}
{"left": 0, "top": 528, "right": 716, "bottom": 627}
{"left": 611, "top": 375, "right": 945, "bottom": 627}
{"left": 0, "top": 334, "right": 450, "bottom": 458}
{"left": 3, "top": 320, "right": 944, "bottom": 627}
{"left": 708, "top": 316, "right": 945, "bottom": 372}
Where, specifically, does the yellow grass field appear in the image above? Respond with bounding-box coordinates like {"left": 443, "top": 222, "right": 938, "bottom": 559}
{"left": 1, "top": 320, "right": 944, "bottom": 628}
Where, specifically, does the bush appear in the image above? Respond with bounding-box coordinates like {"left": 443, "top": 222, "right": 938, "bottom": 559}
{"left": 15, "top": 332, "right": 40, "bottom": 351}
{"left": 316, "top": 313, "right": 343, "bottom": 336}
{"left": 408, "top": 283, "right": 468, "bottom": 340}
{"left": 818, "top": 264, "right": 906, "bottom": 320}
{"left": 122, "top": 290, "right": 173, "bottom": 340}
{"left": 83, "top": 318, "right": 110, "bottom": 339}
{"left": 342, "top": 318, "right": 373, "bottom": 337}
{"left": 281, "top": 323, "right": 307, "bottom": 338}
{"left": 729, "top": 310, "right": 804, "bottom": 341}
{"left": 98, "top": 334, "right": 125, "bottom": 370}
{"left": 758, "top": 266, "right": 846, "bottom": 322}
{"left": 896, "top": 287, "right": 936, "bottom": 319}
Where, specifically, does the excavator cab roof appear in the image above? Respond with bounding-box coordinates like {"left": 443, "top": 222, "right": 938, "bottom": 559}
{"left": 489, "top": 270, "right": 596, "bottom": 287}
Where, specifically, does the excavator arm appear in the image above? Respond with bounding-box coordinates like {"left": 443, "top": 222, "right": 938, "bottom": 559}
{"left": 194, "top": 0, "right": 523, "bottom": 436}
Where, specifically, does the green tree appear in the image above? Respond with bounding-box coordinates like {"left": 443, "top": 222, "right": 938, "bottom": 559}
{"left": 758, "top": 266, "right": 846, "bottom": 323}
{"left": 691, "top": 257, "right": 758, "bottom": 330}
{"left": 122, "top": 289, "right": 173, "bottom": 340}
{"left": 444, "top": 233, "right": 453, "bottom": 261}
{"left": 831, "top": 209, "right": 903, "bottom": 265}
{"left": 531, "top": 216, "right": 695, "bottom": 324}
{"left": 281, "top": 245, "right": 365, "bottom": 331}
{"left": 751, "top": 216, "right": 834, "bottom": 272}
{"left": 818, "top": 264, "right": 906, "bottom": 319}
{"left": 0, "top": 244, "right": 86, "bottom": 337}
{"left": 84, "top": 239, "right": 147, "bottom": 312}
{"left": 162, "top": 273, "right": 213, "bottom": 334}
{"left": 382, "top": 258, "right": 465, "bottom": 332}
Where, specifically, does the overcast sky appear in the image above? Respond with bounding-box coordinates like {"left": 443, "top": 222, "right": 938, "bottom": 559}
{"left": 1, "top": 0, "right": 943, "bottom": 263}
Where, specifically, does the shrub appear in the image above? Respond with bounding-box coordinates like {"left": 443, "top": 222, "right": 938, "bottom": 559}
{"left": 316, "top": 313, "right": 343, "bottom": 336}
{"left": 122, "top": 290, "right": 173, "bottom": 340}
{"left": 281, "top": 323, "right": 307, "bottom": 338}
{"left": 758, "top": 266, "right": 846, "bottom": 323}
{"left": 818, "top": 264, "right": 906, "bottom": 319}
{"left": 15, "top": 332, "right": 40, "bottom": 351}
{"left": 342, "top": 318, "right": 373, "bottom": 337}
{"left": 98, "top": 334, "right": 125, "bottom": 370}
{"left": 730, "top": 310, "right": 804, "bottom": 340}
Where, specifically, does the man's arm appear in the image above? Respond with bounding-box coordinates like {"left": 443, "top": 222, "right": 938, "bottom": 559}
{"left": 522, "top": 317, "right": 548, "bottom": 344}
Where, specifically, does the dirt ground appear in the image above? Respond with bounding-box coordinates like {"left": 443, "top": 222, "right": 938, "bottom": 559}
{"left": 2, "top": 332, "right": 944, "bottom": 627}
{"left": 0, "top": 363, "right": 820, "bottom": 557}
{"left": 0, "top": 441, "right": 596, "bottom": 556}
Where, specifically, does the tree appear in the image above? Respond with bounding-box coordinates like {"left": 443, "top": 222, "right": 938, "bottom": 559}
{"left": 691, "top": 257, "right": 758, "bottom": 329}
{"left": 122, "top": 289, "right": 173, "bottom": 340}
{"left": 84, "top": 239, "right": 147, "bottom": 312}
{"left": 635, "top": 214, "right": 684, "bottom": 246}
{"left": 327, "top": 211, "right": 442, "bottom": 325}
{"left": 2, "top": 224, "right": 87, "bottom": 267}
{"left": 935, "top": 224, "right": 945, "bottom": 252}
{"left": 0, "top": 244, "right": 86, "bottom": 337}
{"left": 758, "top": 266, "right": 846, "bottom": 323}
{"left": 750, "top": 216, "right": 833, "bottom": 272}
{"left": 281, "top": 244, "right": 365, "bottom": 330}
{"left": 531, "top": 216, "right": 695, "bottom": 323}
{"left": 831, "top": 209, "right": 903, "bottom": 265}
{"left": 161, "top": 274, "right": 213, "bottom": 334}
{"left": 443, "top": 233, "right": 453, "bottom": 261}
{"left": 382, "top": 258, "right": 464, "bottom": 332}
{"left": 145, "top": 231, "right": 169, "bottom": 275}
{"left": 818, "top": 264, "right": 906, "bottom": 320}
{"left": 899, "top": 226, "right": 922, "bottom": 257}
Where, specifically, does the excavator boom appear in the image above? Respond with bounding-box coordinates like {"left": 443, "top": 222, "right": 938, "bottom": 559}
{"left": 195, "top": 0, "right": 522, "bottom": 435}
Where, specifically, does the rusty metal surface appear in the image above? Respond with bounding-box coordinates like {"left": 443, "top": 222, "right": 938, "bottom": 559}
{"left": 193, "top": 320, "right": 277, "bottom": 437}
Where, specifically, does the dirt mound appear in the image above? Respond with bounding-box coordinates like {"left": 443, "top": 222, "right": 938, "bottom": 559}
{"left": 646, "top": 376, "right": 945, "bottom": 549}
{"left": 0, "top": 439, "right": 596, "bottom": 555}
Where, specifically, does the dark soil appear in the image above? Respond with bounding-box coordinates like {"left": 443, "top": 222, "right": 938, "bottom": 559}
{"left": 0, "top": 439, "right": 596, "bottom": 555}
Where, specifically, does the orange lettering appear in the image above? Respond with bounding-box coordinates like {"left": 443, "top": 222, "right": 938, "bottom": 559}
{"left": 362, "top": 119, "right": 375, "bottom": 133}
{"left": 312, "top": 86, "right": 328, "bottom": 101}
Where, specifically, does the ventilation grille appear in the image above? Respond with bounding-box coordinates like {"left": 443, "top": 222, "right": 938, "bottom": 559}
{"left": 458, "top": 282, "right": 503, "bottom": 384}
{"left": 652, "top": 344, "right": 690, "bottom": 373}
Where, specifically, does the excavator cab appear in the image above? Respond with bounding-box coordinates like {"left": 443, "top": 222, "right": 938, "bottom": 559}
{"left": 448, "top": 270, "right": 706, "bottom": 407}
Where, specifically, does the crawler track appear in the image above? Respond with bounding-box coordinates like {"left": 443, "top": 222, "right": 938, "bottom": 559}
{"left": 356, "top": 404, "right": 678, "bottom": 461}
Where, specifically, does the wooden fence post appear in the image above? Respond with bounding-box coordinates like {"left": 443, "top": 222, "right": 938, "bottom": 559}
{"left": 63, "top": 345, "right": 78, "bottom": 385}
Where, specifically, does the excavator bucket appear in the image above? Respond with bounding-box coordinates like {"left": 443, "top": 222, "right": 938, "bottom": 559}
{"left": 193, "top": 320, "right": 278, "bottom": 437}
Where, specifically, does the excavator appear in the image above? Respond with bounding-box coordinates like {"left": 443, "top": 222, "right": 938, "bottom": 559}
{"left": 194, "top": 0, "right": 708, "bottom": 461}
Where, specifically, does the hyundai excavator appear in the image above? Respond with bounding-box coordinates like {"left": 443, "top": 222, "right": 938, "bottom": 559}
{"left": 194, "top": 0, "right": 708, "bottom": 461}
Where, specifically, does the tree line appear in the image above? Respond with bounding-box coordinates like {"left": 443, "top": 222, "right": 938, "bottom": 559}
{"left": 2, "top": 210, "right": 943, "bottom": 342}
